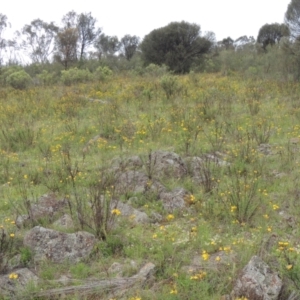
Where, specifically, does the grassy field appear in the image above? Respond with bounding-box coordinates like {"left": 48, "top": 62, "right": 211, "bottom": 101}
{"left": 1, "top": 71, "right": 300, "bottom": 299}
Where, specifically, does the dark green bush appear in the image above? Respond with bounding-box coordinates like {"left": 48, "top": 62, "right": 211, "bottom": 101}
{"left": 6, "top": 70, "right": 32, "bottom": 90}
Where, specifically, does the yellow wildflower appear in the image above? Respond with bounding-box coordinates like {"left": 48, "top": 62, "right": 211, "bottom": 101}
{"left": 166, "top": 214, "right": 174, "bottom": 221}
{"left": 202, "top": 250, "right": 210, "bottom": 261}
{"left": 111, "top": 209, "right": 121, "bottom": 216}
{"left": 9, "top": 273, "right": 18, "bottom": 279}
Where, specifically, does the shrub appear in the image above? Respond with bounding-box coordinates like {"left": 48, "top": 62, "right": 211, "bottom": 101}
{"left": 36, "top": 70, "right": 57, "bottom": 86}
{"left": 94, "top": 66, "right": 113, "bottom": 81}
{"left": 0, "top": 66, "right": 23, "bottom": 87}
{"left": 6, "top": 70, "right": 32, "bottom": 90}
{"left": 160, "top": 75, "right": 179, "bottom": 99}
{"left": 61, "top": 68, "right": 92, "bottom": 86}
{"left": 144, "top": 64, "right": 169, "bottom": 77}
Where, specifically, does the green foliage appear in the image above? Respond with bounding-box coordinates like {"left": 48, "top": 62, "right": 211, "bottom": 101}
{"left": 61, "top": 67, "right": 92, "bottom": 85}
{"left": 0, "top": 124, "right": 36, "bottom": 152}
{"left": 257, "top": 23, "right": 289, "bottom": 50}
{"left": 36, "top": 70, "right": 58, "bottom": 85}
{"left": 141, "top": 21, "right": 212, "bottom": 73}
{"left": 0, "top": 65, "right": 23, "bottom": 86}
{"left": 0, "top": 226, "right": 16, "bottom": 273}
{"left": 160, "top": 75, "right": 179, "bottom": 99}
{"left": 94, "top": 33, "right": 120, "bottom": 59}
{"left": 94, "top": 66, "right": 113, "bottom": 81}
{"left": 20, "top": 247, "right": 32, "bottom": 266}
{"left": 97, "top": 235, "right": 124, "bottom": 257}
{"left": 285, "top": 0, "right": 300, "bottom": 38}
{"left": 70, "top": 262, "right": 90, "bottom": 279}
{"left": 144, "top": 63, "right": 169, "bottom": 77}
{"left": 120, "top": 34, "right": 140, "bottom": 60}
{"left": 6, "top": 70, "right": 32, "bottom": 89}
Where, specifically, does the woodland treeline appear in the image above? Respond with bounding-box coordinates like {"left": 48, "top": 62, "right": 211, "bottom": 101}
{"left": 1, "top": 0, "right": 300, "bottom": 88}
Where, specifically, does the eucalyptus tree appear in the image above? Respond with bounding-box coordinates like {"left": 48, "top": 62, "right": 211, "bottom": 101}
{"left": 257, "top": 23, "right": 289, "bottom": 50}
{"left": 140, "top": 21, "right": 212, "bottom": 73}
{"left": 0, "top": 14, "right": 9, "bottom": 66}
{"left": 94, "top": 33, "right": 120, "bottom": 59}
{"left": 120, "top": 34, "right": 139, "bottom": 60}
{"left": 19, "top": 19, "right": 59, "bottom": 63}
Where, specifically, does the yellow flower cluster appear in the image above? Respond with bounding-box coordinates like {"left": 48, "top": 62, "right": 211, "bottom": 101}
{"left": 9, "top": 273, "right": 18, "bottom": 279}
{"left": 190, "top": 271, "right": 207, "bottom": 280}
{"left": 111, "top": 209, "right": 121, "bottom": 216}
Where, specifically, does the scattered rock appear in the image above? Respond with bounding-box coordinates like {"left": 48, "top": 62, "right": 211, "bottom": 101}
{"left": 149, "top": 212, "right": 163, "bottom": 223}
{"left": 290, "top": 138, "right": 300, "bottom": 144}
{"left": 112, "top": 155, "right": 143, "bottom": 172}
{"left": 115, "top": 170, "right": 165, "bottom": 195}
{"left": 278, "top": 211, "right": 297, "bottom": 229}
{"left": 184, "top": 156, "right": 208, "bottom": 184}
{"left": 148, "top": 150, "right": 187, "bottom": 179}
{"left": 231, "top": 255, "right": 282, "bottom": 300}
{"left": 204, "top": 153, "right": 229, "bottom": 166}
{"left": 182, "top": 250, "right": 237, "bottom": 274}
{"left": 52, "top": 214, "right": 74, "bottom": 230}
{"left": 257, "top": 144, "right": 273, "bottom": 155}
{"left": 115, "top": 201, "right": 149, "bottom": 224}
{"left": 108, "top": 262, "right": 123, "bottom": 277}
{"left": 16, "top": 193, "right": 68, "bottom": 228}
{"left": 160, "top": 188, "right": 189, "bottom": 212}
{"left": 0, "top": 268, "right": 38, "bottom": 297}
{"left": 23, "top": 226, "right": 95, "bottom": 263}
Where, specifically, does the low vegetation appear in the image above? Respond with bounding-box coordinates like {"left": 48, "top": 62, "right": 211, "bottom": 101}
{"left": 0, "top": 68, "right": 300, "bottom": 299}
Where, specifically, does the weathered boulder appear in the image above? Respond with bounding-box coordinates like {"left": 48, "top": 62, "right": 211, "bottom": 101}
{"left": 111, "top": 155, "right": 143, "bottom": 172}
{"left": 148, "top": 150, "right": 187, "bottom": 179}
{"left": 115, "top": 170, "right": 165, "bottom": 195}
{"left": 52, "top": 214, "right": 74, "bottom": 230}
{"left": 16, "top": 193, "right": 68, "bottom": 227}
{"left": 0, "top": 268, "right": 38, "bottom": 297}
{"left": 160, "top": 188, "right": 189, "bottom": 212}
{"left": 184, "top": 156, "right": 208, "bottom": 184}
{"left": 231, "top": 255, "right": 282, "bottom": 300}
{"left": 115, "top": 201, "right": 149, "bottom": 224}
{"left": 23, "top": 226, "right": 95, "bottom": 263}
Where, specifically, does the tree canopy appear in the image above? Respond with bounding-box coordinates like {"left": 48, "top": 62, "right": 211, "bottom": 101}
{"left": 257, "top": 23, "right": 289, "bottom": 50}
{"left": 120, "top": 35, "right": 139, "bottom": 60}
{"left": 140, "top": 21, "right": 212, "bottom": 73}
{"left": 285, "top": 0, "right": 300, "bottom": 38}
{"left": 19, "top": 19, "right": 59, "bottom": 63}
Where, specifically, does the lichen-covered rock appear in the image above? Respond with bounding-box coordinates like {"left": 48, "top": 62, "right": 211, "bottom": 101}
{"left": 0, "top": 268, "right": 38, "bottom": 297}
{"left": 16, "top": 193, "right": 68, "bottom": 227}
{"left": 148, "top": 150, "right": 187, "bottom": 179}
{"left": 52, "top": 214, "right": 74, "bottom": 230}
{"left": 160, "top": 188, "right": 189, "bottom": 212}
{"left": 115, "top": 170, "right": 165, "bottom": 195}
{"left": 231, "top": 256, "right": 282, "bottom": 300}
{"left": 115, "top": 201, "right": 149, "bottom": 224}
{"left": 23, "top": 226, "right": 95, "bottom": 263}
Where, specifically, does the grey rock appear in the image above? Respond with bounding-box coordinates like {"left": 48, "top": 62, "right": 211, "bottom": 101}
{"left": 160, "top": 188, "right": 188, "bottom": 212}
{"left": 115, "top": 170, "right": 165, "bottom": 195}
{"left": 147, "top": 150, "right": 187, "bottom": 179}
{"left": 16, "top": 193, "right": 68, "bottom": 227}
{"left": 112, "top": 155, "right": 143, "bottom": 171}
{"left": 231, "top": 255, "right": 282, "bottom": 300}
{"left": 257, "top": 144, "right": 273, "bottom": 155}
{"left": 149, "top": 212, "right": 163, "bottom": 223}
{"left": 23, "top": 226, "right": 95, "bottom": 263}
{"left": 0, "top": 268, "right": 38, "bottom": 297}
{"left": 115, "top": 201, "right": 149, "bottom": 224}
{"left": 52, "top": 214, "right": 74, "bottom": 230}
{"left": 108, "top": 262, "right": 123, "bottom": 277}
